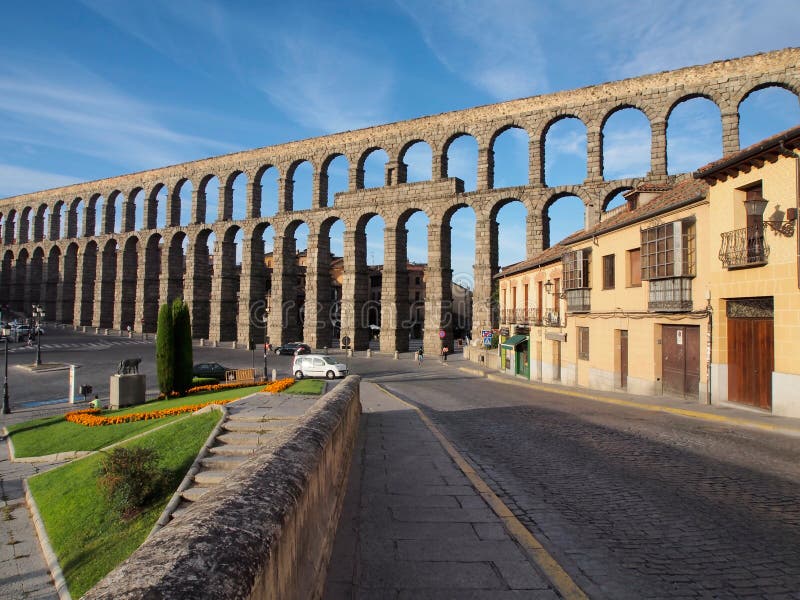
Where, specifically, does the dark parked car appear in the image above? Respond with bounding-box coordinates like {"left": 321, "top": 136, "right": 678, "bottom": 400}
{"left": 192, "top": 362, "right": 231, "bottom": 381}
{"left": 274, "top": 342, "right": 311, "bottom": 356}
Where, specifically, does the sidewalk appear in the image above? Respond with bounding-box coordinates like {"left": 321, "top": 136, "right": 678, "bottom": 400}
{"left": 324, "top": 382, "right": 562, "bottom": 599}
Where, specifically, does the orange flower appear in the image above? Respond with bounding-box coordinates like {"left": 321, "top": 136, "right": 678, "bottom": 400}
{"left": 262, "top": 378, "right": 295, "bottom": 393}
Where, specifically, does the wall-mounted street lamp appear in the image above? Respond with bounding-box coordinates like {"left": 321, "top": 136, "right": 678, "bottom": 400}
{"left": 745, "top": 195, "right": 796, "bottom": 237}
{"left": 543, "top": 280, "right": 553, "bottom": 294}
{"left": 263, "top": 305, "right": 270, "bottom": 381}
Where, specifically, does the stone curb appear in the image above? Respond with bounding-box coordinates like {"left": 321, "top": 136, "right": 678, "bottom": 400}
{"left": 148, "top": 403, "right": 229, "bottom": 537}
{"left": 24, "top": 479, "right": 72, "bottom": 600}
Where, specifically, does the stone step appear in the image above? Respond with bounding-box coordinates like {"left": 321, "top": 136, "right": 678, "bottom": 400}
{"left": 170, "top": 504, "right": 191, "bottom": 521}
{"left": 194, "top": 470, "right": 230, "bottom": 486}
{"left": 181, "top": 486, "right": 212, "bottom": 502}
{"left": 216, "top": 431, "right": 262, "bottom": 445}
{"left": 209, "top": 443, "right": 261, "bottom": 456}
{"left": 200, "top": 455, "right": 247, "bottom": 470}
{"left": 222, "top": 420, "right": 294, "bottom": 434}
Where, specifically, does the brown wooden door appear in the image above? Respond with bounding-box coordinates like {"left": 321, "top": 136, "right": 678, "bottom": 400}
{"left": 552, "top": 340, "right": 561, "bottom": 380}
{"left": 727, "top": 317, "right": 773, "bottom": 410}
{"left": 662, "top": 325, "right": 700, "bottom": 397}
{"left": 619, "top": 330, "right": 628, "bottom": 389}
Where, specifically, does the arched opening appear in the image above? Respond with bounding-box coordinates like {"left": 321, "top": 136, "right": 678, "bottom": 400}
{"left": 92, "top": 195, "right": 105, "bottom": 236}
{"left": 143, "top": 234, "right": 163, "bottom": 332}
{"left": 273, "top": 220, "right": 309, "bottom": 343}
{"left": 166, "top": 232, "right": 188, "bottom": 305}
{"left": 191, "top": 230, "right": 215, "bottom": 339}
{"left": 245, "top": 223, "right": 274, "bottom": 346}
{"left": 29, "top": 248, "right": 44, "bottom": 307}
{"left": 62, "top": 244, "right": 78, "bottom": 323}
{"left": 34, "top": 205, "right": 50, "bottom": 242}
{"left": 322, "top": 155, "right": 349, "bottom": 207}
{"left": 738, "top": 85, "right": 800, "bottom": 148}
{"left": 544, "top": 117, "right": 587, "bottom": 187}
{"left": 99, "top": 240, "right": 118, "bottom": 328}
{"left": 603, "top": 188, "right": 633, "bottom": 213}
{"left": 51, "top": 202, "right": 65, "bottom": 240}
{"left": 445, "top": 134, "right": 478, "bottom": 192}
{"left": 400, "top": 141, "right": 433, "bottom": 183}
{"left": 602, "top": 108, "right": 651, "bottom": 180}
{"left": 544, "top": 194, "right": 586, "bottom": 248}
{"left": 199, "top": 176, "right": 220, "bottom": 224}
{"left": 131, "top": 188, "right": 145, "bottom": 231}
{"left": 120, "top": 237, "right": 138, "bottom": 331}
{"left": 492, "top": 127, "right": 529, "bottom": 188}
{"left": 19, "top": 207, "right": 32, "bottom": 244}
{"left": 216, "top": 226, "right": 242, "bottom": 341}
{"left": 667, "top": 96, "right": 722, "bottom": 174}
{"left": 493, "top": 199, "right": 528, "bottom": 268}
{"left": 45, "top": 246, "right": 61, "bottom": 320}
{"left": 361, "top": 148, "right": 389, "bottom": 189}
{"left": 256, "top": 166, "right": 280, "bottom": 217}
{"left": 174, "top": 179, "right": 194, "bottom": 227}
{"left": 289, "top": 161, "right": 313, "bottom": 211}
{"left": 0, "top": 251, "right": 13, "bottom": 309}
{"left": 394, "top": 209, "right": 430, "bottom": 349}
{"left": 227, "top": 171, "right": 248, "bottom": 221}
{"left": 108, "top": 192, "right": 124, "bottom": 234}
{"left": 154, "top": 185, "right": 168, "bottom": 229}
{"left": 440, "top": 205, "right": 475, "bottom": 348}
{"left": 79, "top": 242, "right": 97, "bottom": 325}
{"left": 303, "top": 217, "right": 344, "bottom": 348}
{"left": 352, "top": 213, "right": 384, "bottom": 349}
{"left": 3, "top": 211, "right": 16, "bottom": 244}
{"left": 13, "top": 249, "right": 29, "bottom": 312}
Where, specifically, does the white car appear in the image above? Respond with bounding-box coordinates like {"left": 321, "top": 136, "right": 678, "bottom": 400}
{"left": 292, "top": 354, "right": 348, "bottom": 380}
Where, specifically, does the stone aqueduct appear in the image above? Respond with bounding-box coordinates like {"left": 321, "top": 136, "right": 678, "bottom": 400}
{"left": 0, "top": 49, "right": 798, "bottom": 353}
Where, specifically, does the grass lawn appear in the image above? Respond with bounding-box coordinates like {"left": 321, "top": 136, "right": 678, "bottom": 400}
{"left": 286, "top": 379, "right": 325, "bottom": 395}
{"left": 28, "top": 410, "right": 221, "bottom": 598}
{"left": 8, "top": 385, "right": 263, "bottom": 458}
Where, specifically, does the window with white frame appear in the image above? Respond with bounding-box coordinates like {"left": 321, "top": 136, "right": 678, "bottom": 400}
{"left": 640, "top": 219, "right": 695, "bottom": 280}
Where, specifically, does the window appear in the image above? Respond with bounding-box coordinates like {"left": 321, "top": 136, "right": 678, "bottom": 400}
{"left": 415, "top": 276, "right": 421, "bottom": 285}
{"left": 415, "top": 291, "right": 420, "bottom": 301}
{"left": 628, "top": 248, "right": 641, "bottom": 287}
{"left": 562, "top": 249, "right": 591, "bottom": 289}
{"left": 602, "top": 254, "right": 615, "bottom": 289}
{"left": 640, "top": 219, "right": 695, "bottom": 280}
{"left": 578, "top": 326, "right": 589, "bottom": 360}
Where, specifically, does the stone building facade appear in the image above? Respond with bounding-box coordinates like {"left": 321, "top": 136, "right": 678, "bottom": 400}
{"left": 0, "top": 49, "right": 798, "bottom": 352}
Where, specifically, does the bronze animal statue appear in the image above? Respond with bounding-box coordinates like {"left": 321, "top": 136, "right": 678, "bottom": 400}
{"left": 117, "top": 357, "right": 141, "bottom": 375}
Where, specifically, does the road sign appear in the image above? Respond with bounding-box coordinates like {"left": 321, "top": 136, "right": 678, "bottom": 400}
{"left": 438, "top": 329, "right": 446, "bottom": 339}
{"left": 483, "top": 337, "right": 492, "bottom": 347}
{"left": 481, "top": 329, "right": 492, "bottom": 339}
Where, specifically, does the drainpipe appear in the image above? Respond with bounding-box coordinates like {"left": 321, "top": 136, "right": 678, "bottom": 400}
{"left": 779, "top": 141, "right": 800, "bottom": 288}
{"left": 705, "top": 290, "right": 712, "bottom": 406}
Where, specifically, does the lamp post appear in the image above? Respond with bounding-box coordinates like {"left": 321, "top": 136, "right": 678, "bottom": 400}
{"left": 32, "top": 304, "right": 45, "bottom": 367}
{"left": 263, "top": 306, "right": 270, "bottom": 380}
{"left": 2, "top": 325, "right": 10, "bottom": 414}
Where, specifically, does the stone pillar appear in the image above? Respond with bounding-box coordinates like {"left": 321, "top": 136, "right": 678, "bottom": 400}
{"left": 97, "top": 244, "right": 119, "bottom": 329}
{"left": 168, "top": 188, "right": 181, "bottom": 227}
{"left": 432, "top": 151, "right": 447, "bottom": 180}
{"left": 33, "top": 212, "right": 44, "bottom": 242}
{"left": 134, "top": 249, "right": 147, "bottom": 334}
{"left": 76, "top": 246, "right": 97, "bottom": 327}
{"left": 312, "top": 172, "right": 326, "bottom": 209}
{"left": 341, "top": 229, "right": 369, "bottom": 350}
{"left": 380, "top": 225, "right": 409, "bottom": 352}
{"left": 246, "top": 181, "right": 262, "bottom": 218}
{"left": 67, "top": 206, "right": 78, "bottom": 239}
{"left": 385, "top": 160, "right": 406, "bottom": 186}
{"left": 268, "top": 235, "right": 301, "bottom": 345}
{"left": 585, "top": 192, "right": 602, "bottom": 229}
{"left": 278, "top": 177, "right": 293, "bottom": 212}
{"left": 192, "top": 188, "right": 206, "bottom": 224}
{"left": 349, "top": 165, "right": 365, "bottom": 190}
{"left": 53, "top": 253, "right": 66, "bottom": 323}
{"left": 477, "top": 147, "right": 494, "bottom": 190}
{"left": 721, "top": 111, "right": 740, "bottom": 154}
{"left": 472, "top": 215, "right": 496, "bottom": 341}
{"left": 218, "top": 184, "right": 232, "bottom": 222}
{"left": 114, "top": 246, "right": 133, "bottom": 330}
{"left": 423, "top": 220, "right": 454, "bottom": 354}
{"left": 91, "top": 246, "right": 105, "bottom": 327}
{"left": 139, "top": 241, "right": 161, "bottom": 333}
{"left": 526, "top": 212, "right": 545, "bottom": 259}
{"left": 60, "top": 249, "right": 77, "bottom": 324}
{"left": 303, "top": 231, "right": 333, "bottom": 349}
{"left": 143, "top": 193, "right": 157, "bottom": 231}
{"left": 529, "top": 134, "right": 543, "bottom": 187}
{"left": 586, "top": 124, "right": 603, "bottom": 182}
{"left": 49, "top": 209, "right": 60, "bottom": 241}
{"left": 650, "top": 119, "right": 668, "bottom": 180}
{"left": 72, "top": 249, "right": 86, "bottom": 326}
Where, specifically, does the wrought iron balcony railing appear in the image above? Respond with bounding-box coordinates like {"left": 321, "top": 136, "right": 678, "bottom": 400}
{"left": 719, "top": 225, "right": 770, "bottom": 269}
{"left": 500, "top": 308, "right": 537, "bottom": 324}
{"left": 648, "top": 277, "right": 692, "bottom": 312}
{"left": 565, "top": 288, "right": 591, "bottom": 313}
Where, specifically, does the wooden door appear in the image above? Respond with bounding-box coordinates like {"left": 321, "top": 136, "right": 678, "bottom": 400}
{"left": 727, "top": 317, "right": 773, "bottom": 410}
{"left": 552, "top": 340, "right": 561, "bottom": 381}
{"left": 662, "top": 325, "right": 700, "bottom": 397}
{"left": 619, "top": 330, "right": 628, "bottom": 389}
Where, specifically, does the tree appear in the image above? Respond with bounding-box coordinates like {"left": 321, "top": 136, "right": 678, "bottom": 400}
{"left": 156, "top": 303, "right": 174, "bottom": 395}
{"left": 172, "top": 299, "right": 193, "bottom": 396}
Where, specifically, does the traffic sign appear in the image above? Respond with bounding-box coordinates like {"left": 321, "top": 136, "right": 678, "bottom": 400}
{"left": 438, "top": 329, "right": 446, "bottom": 339}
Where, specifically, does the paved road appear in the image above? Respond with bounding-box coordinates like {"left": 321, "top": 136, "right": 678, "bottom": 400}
{"left": 356, "top": 360, "right": 800, "bottom": 599}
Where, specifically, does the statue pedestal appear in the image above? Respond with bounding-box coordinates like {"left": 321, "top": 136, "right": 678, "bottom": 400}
{"left": 110, "top": 374, "right": 146, "bottom": 409}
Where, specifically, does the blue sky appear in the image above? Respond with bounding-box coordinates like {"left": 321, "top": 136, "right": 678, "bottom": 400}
{"left": 1, "top": 0, "right": 799, "bottom": 284}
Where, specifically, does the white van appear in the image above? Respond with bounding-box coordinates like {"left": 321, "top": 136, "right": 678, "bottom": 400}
{"left": 292, "top": 354, "right": 348, "bottom": 380}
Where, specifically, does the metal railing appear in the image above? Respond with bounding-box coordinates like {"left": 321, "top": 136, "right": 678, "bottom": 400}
{"left": 719, "top": 225, "right": 770, "bottom": 269}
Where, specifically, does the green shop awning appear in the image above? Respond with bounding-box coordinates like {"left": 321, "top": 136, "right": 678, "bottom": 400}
{"left": 500, "top": 334, "right": 528, "bottom": 350}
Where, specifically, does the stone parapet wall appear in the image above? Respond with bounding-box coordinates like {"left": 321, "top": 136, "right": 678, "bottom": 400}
{"left": 83, "top": 376, "right": 362, "bottom": 600}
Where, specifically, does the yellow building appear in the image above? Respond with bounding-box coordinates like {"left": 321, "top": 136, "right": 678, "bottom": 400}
{"left": 491, "top": 125, "right": 800, "bottom": 417}
{"left": 696, "top": 125, "right": 800, "bottom": 417}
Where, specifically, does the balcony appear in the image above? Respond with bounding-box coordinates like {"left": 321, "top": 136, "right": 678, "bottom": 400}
{"left": 500, "top": 308, "right": 536, "bottom": 324}
{"left": 565, "top": 288, "right": 590, "bottom": 313}
{"left": 648, "top": 277, "right": 692, "bottom": 312}
{"left": 719, "top": 225, "right": 770, "bottom": 269}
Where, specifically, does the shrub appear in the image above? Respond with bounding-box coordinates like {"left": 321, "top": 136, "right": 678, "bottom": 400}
{"left": 172, "top": 299, "right": 193, "bottom": 396}
{"left": 156, "top": 304, "right": 174, "bottom": 395}
{"left": 97, "top": 447, "right": 167, "bottom": 519}
{"left": 191, "top": 377, "right": 218, "bottom": 386}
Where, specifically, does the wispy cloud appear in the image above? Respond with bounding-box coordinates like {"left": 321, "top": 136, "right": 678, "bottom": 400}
{"left": 0, "top": 164, "right": 81, "bottom": 199}
{"left": 396, "top": 0, "right": 549, "bottom": 99}
{"left": 602, "top": 129, "right": 651, "bottom": 180}
{"left": 0, "top": 59, "right": 240, "bottom": 176}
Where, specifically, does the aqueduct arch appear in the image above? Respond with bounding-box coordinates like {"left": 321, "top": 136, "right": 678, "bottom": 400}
{"left": 1, "top": 49, "right": 799, "bottom": 351}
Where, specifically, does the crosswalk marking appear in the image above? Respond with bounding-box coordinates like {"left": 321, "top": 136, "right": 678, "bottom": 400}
{"left": 8, "top": 339, "right": 151, "bottom": 354}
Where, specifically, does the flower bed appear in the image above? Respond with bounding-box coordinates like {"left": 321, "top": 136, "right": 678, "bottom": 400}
{"left": 65, "top": 378, "right": 298, "bottom": 427}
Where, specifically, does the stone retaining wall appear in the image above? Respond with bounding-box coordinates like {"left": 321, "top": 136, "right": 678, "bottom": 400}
{"left": 83, "top": 375, "right": 362, "bottom": 600}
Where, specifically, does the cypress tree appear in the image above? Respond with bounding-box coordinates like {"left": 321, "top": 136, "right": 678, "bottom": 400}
{"left": 172, "top": 299, "right": 194, "bottom": 396}
{"left": 156, "top": 303, "right": 175, "bottom": 395}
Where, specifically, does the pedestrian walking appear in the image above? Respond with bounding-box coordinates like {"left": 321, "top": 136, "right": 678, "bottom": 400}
{"left": 441, "top": 346, "right": 448, "bottom": 362}
{"left": 417, "top": 348, "right": 424, "bottom": 366}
